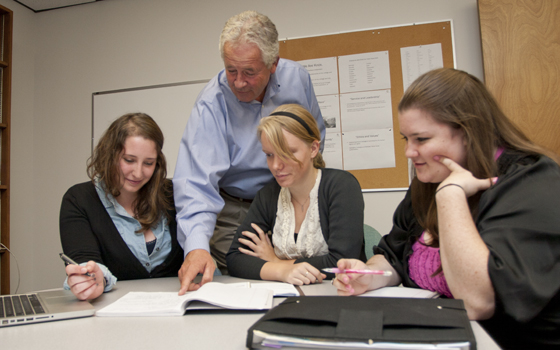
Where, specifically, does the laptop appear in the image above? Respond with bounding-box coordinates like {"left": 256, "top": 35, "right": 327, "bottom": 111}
{"left": 0, "top": 289, "right": 95, "bottom": 327}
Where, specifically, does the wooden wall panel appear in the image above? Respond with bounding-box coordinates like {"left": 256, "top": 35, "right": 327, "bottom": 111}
{"left": 478, "top": 0, "right": 560, "bottom": 156}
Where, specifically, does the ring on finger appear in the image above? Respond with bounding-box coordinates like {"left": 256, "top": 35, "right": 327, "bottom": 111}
{"left": 305, "top": 271, "right": 309, "bottom": 276}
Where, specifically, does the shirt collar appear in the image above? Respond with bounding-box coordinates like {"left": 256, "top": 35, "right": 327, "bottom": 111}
{"left": 94, "top": 178, "right": 133, "bottom": 218}
{"left": 264, "top": 70, "right": 280, "bottom": 101}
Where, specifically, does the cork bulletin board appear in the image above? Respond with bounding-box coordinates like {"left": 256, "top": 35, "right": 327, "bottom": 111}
{"left": 280, "top": 21, "right": 455, "bottom": 190}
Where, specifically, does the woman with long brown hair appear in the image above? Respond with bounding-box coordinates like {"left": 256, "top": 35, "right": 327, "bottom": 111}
{"left": 60, "top": 113, "right": 183, "bottom": 300}
{"left": 334, "top": 68, "right": 560, "bottom": 349}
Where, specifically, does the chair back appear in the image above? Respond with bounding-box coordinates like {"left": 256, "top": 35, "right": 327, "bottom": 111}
{"left": 363, "top": 224, "right": 382, "bottom": 260}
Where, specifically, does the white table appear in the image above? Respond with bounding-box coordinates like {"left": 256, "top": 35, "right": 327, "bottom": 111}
{"left": 1, "top": 276, "right": 501, "bottom": 349}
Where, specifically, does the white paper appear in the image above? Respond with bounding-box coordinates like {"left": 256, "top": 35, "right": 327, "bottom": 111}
{"left": 254, "top": 330, "right": 471, "bottom": 349}
{"left": 361, "top": 286, "right": 440, "bottom": 299}
{"left": 229, "top": 282, "right": 300, "bottom": 297}
{"left": 401, "top": 43, "right": 444, "bottom": 92}
{"left": 342, "top": 128, "right": 396, "bottom": 171}
{"left": 323, "top": 133, "right": 343, "bottom": 170}
{"left": 96, "top": 282, "right": 273, "bottom": 317}
{"left": 340, "top": 90, "right": 393, "bottom": 132}
{"left": 317, "top": 94, "right": 341, "bottom": 132}
{"left": 298, "top": 57, "right": 339, "bottom": 96}
{"left": 339, "top": 51, "right": 391, "bottom": 94}
{"left": 97, "top": 292, "right": 188, "bottom": 316}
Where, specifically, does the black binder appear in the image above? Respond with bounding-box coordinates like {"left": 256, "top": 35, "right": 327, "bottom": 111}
{"left": 247, "top": 296, "right": 476, "bottom": 349}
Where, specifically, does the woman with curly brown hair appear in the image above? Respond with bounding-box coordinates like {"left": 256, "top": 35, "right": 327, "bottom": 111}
{"left": 60, "top": 113, "right": 183, "bottom": 300}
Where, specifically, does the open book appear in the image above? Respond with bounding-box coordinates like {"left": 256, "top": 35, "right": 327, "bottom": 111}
{"left": 96, "top": 282, "right": 273, "bottom": 317}
{"left": 229, "top": 282, "right": 299, "bottom": 297}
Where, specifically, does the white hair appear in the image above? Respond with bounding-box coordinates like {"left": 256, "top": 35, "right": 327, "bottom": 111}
{"left": 219, "top": 10, "right": 279, "bottom": 68}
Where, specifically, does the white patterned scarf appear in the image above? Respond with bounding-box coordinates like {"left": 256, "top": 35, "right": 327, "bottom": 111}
{"left": 272, "top": 169, "right": 328, "bottom": 259}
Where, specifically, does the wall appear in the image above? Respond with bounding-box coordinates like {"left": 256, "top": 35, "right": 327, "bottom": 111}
{"left": 3, "top": 0, "right": 483, "bottom": 293}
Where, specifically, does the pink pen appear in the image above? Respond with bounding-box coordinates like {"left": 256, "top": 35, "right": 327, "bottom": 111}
{"left": 322, "top": 268, "right": 393, "bottom": 276}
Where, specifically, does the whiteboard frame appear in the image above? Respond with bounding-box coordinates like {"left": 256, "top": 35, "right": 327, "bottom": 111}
{"left": 91, "top": 79, "right": 210, "bottom": 176}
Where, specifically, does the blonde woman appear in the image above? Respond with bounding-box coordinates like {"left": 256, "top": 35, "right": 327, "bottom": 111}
{"left": 226, "top": 104, "right": 365, "bottom": 285}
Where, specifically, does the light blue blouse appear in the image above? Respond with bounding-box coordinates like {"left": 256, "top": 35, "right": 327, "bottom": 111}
{"left": 94, "top": 181, "right": 173, "bottom": 274}
{"left": 64, "top": 180, "right": 172, "bottom": 292}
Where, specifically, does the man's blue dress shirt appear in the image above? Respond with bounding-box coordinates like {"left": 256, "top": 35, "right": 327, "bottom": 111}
{"left": 173, "top": 58, "right": 325, "bottom": 256}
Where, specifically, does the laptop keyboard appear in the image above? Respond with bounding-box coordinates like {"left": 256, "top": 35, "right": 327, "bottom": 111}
{"left": 1, "top": 294, "right": 45, "bottom": 318}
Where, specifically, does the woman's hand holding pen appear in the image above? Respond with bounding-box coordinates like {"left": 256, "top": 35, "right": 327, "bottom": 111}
{"left": 333, "top": 259, "right": 373, "bottom": 296}
{"left": 66, "top": 261, "right": 104, "bottom": 301}
{"left": 334, "top": 256, "right": 401, "bottom": 296}
{"left": 238, "top": 223, "right": 278, "bottom": 262}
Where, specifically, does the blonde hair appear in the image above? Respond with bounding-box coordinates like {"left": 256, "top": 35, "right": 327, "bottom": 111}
{"left": 257, "top": 104, "right": 325, "bottom": 168}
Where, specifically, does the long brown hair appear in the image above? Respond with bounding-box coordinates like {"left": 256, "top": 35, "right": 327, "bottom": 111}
{"left": 87, "top": 113, "right": 170, "bottom": 232}
{"left": 399, "top": 68, "right": 556, "bottom": 245}
{"left": 257, "top": 104, "right": 325, "bottom": 169}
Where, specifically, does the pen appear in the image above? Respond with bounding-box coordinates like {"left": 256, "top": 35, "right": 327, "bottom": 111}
{"left": 59, "top": 253, "right": 92, "bottom": 277}
{"left": 322, "top": 268, "right": 392, "bottom": 276}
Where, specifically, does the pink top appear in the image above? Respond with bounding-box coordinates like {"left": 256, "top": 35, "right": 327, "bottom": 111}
{"left": 408, "top": 232, "right": 453, "bottom": 298}
{"left": 495, "top": 146, "right": 504, "bottom": 161}
{"left": 408, "top": 147, "right": 505, "bottom": 298}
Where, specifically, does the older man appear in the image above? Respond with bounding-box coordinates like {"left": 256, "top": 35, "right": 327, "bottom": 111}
{"left": 173, "top": 10, "right": 325, "bottom": 294}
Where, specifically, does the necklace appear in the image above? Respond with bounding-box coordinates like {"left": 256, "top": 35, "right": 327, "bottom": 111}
{"left": 292, "top": 195, "right": 310, "bottom": 212}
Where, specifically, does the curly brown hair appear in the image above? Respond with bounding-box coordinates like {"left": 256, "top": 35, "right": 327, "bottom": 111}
{"left": 87, "top": 113, "right": 171, "bottom": 232}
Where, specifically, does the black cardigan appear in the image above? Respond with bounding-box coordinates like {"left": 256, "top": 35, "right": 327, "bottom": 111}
{"left": 59, "top": 180, "right": 184, "bottom": 280}
{"left": 226, "top": 168, "right": 366, "bottom": 279}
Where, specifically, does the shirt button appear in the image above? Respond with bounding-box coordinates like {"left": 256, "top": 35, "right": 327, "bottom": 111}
{"left": 145, "top": 263, "right": 150, "bottom": 267}
{"left": 156, "top": 248, "right": 160, "bottom": 251}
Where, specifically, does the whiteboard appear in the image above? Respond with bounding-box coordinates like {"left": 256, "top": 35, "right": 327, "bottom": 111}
{"left": 92, "top": 80, "right": 209, "bottom": 176}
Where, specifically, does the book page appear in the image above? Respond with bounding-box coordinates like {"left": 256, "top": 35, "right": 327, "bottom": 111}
{"left": 227, "top": 281, "right": 299, "bottom": 297}
{"left": 184, "top": 282, "right": 272, "bottom": 310}
{"left": 247, "top": 282, "right": 300, "bottom": 297}
{"left": 96, "top": 282, "right": 273, "bottom": 317}
{"left": 96, "top": 292, "right": 189, "bottom": 317}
